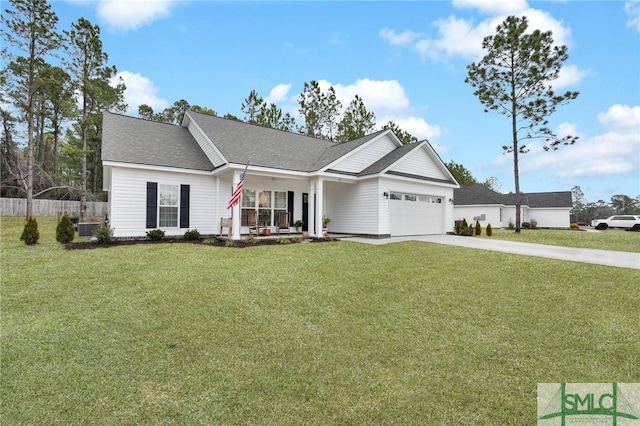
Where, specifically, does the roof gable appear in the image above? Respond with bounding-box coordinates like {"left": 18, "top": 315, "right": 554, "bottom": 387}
{"left": 321, "top": 130, "right": 398, "bottom": 173}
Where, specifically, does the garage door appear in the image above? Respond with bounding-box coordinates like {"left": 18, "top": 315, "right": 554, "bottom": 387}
{"left": 389, "top": 192, "right": 444, "bottom": 236}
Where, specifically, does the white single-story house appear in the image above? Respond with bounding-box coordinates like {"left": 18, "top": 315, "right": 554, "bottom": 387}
{"left": 453, "top": 183, "right": 572, "bottom": 229}
{"left": 101, "top": 110, "right": 460, "bottom": 239}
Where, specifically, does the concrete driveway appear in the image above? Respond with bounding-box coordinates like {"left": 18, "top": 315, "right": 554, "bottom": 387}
{"left": 341, "top": 234, "right": 640, "bottom": 270}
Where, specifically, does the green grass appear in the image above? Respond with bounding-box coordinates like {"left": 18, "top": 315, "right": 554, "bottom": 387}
{"left": 2, "top": 217, "right": 639, "bottom": 425}
{"left": 482, "top": 228, "right": 640, "bottom": 252}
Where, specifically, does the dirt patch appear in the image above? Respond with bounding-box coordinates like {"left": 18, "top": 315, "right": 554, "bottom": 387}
{"left": 65, "top": 236, "right": 337, "bottom": 250}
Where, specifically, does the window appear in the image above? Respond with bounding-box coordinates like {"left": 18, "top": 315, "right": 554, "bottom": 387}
{"left": 274, "top": 191, "right": 287, "bottom": 225}
{"left": 240, "top": 189, "right": 256, "bottom": 226}
{"left": 258, "top": 190, "right": 272, "bottom": 225}
{"left": 241, "top": 189, "right": 288, "bottom": 227}
{"left": 390, "top": 192, "right": 402, "bottom": 200}
{"left": 159, "top": 184, "right": 179, "bottom": 227}
{"left": 404, "top": 194, "right": 417, "bottom": 202}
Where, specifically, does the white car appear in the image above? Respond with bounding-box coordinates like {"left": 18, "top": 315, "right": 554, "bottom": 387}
{"left": 591, "top": 215, "right": 640, "bottom": 231}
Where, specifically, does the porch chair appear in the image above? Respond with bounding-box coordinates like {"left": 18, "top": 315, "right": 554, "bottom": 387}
{"left": 276, "top": 211, "right": 290, "bottom": 235}
{"left": 247, "top": 210, "right": 264, "bottom": 236}
{"left": 220, "top": 217, "right": 232, "bottom": 236}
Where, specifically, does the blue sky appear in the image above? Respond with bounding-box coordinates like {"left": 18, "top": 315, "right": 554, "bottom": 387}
{"left": 51, "top": 0, "right": 640, "bottom": 202}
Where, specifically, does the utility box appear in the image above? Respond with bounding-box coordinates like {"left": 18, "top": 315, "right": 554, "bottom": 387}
{"left": 78, "top": 222, "right": 100, "bottom": 237}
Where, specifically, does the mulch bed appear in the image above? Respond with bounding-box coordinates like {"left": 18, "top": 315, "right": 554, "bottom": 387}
{"left": 65, "top": 236, "right": 337, "bottom": 250}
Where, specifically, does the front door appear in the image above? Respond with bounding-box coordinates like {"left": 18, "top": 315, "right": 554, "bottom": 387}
{"left": 302, "top": 193, "right": 309, "bottom": 231}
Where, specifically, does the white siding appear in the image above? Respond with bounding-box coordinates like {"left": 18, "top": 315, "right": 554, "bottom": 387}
{"left": 187, "top": 119, "right": 225, "bottom": 166}
{"left": 454, "top": 206, "right": 504, "bottom": 229}
{"left": 389, "top": 146, "right": 449, "bottom": 180}
{"left": 525, "top": 208, "right": 570, "bottom": 228}
{"left": 324, "top": 180, "right": 382, "bottom": 235}
{"left": 109, "top": 167, "right": 215, "bottom": 237}
{"left": 331, "top": 134, "right": 397, "bottom": 173}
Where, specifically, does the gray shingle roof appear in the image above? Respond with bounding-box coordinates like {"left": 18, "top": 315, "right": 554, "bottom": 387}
{"left": 187, "top": 110, "right": 337, "bottom": 172}
{"left": 102, "top": 112, "right": 213, "bottom": 171}
{"left": 103, "top": 111, "right": 444, "bottom": 178}
{"left": 454, "top": 183, "right": 572, "bottom": 207}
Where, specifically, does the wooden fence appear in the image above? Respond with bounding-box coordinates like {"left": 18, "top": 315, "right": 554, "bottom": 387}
{"left": 0, "top": 198, "right": 108, "bottom": 218}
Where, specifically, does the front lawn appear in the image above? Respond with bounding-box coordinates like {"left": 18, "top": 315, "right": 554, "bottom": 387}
{"left": 482, "top": 228, "right": 640, "bottom": 252}
{"left": 2, "top": 217, "right": 639, "bottom": 425}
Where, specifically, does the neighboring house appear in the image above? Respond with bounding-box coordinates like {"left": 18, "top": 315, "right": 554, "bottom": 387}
{"left": 453, "top": 184, "right": 572, "bottom": 229}
{"left": 102, "top": 110, "right": 459, "bottom": 239}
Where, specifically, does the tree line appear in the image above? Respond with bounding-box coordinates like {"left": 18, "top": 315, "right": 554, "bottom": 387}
{"left": 1, "top": 0, "right": 126, "bottom": 219}
{"left": 138, "top": 83, "right": 418, "bottom": 145}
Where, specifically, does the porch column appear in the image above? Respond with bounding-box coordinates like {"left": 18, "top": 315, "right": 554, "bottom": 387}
{"left": 308, "top": 180, "right": 316, "bottom": 237}
{"left": 231, "top": 170, "right": 242, "bottom": 240}
{"left": 315, "top": 177, "right": 324, "bottom": 237}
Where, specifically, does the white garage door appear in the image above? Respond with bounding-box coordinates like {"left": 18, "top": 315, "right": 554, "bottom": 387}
{"left": 389, "top": 193, "right": 444, "bottom": 236}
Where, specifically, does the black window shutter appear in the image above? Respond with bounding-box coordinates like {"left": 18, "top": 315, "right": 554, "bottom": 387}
{"left": 287, "top": 191, "right": 294, "bottom": 226}
{"left": 146, "top": 182, "right": 158, "bottom": 228}
{"left": 180, "top": 185, "right": 190, "bottom": 228}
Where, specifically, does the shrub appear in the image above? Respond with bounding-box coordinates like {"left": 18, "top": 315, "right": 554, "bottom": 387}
{"left": 225, "top": 239, "right": 235, "bottom": 247}
{"left": 474, "top": 221, "right": 482, "bottom": 236}
{"left": 56, "top": 214, "right": 75, "bottom": 243}
{"left": 276, "top": 236, "right": 290, "bottom": 244}
{"left": 530, "top": 218, "right": 538, "bottom": 229}
{"left": 508, "top": 220, "right": 514, "bottom": 230}
{"left": 570, "top": 222, "right": 580, "bottom": 230}
{"left": 20, "top": 217, "right": 40, "bottom": 245}
{"left": 243, "top": 234, "right": 257, "bottom": 245}
{"left": 486, "top": 223, "right": 493, "bottom": 236}
{"left": 94, "top": 225, "right": 115, "bottom": 244}
{"left": 146, "top": 229, "right": 165, "bottom": 241}
{"left": 183, "top": 229, "right": 201, "bottom": 240}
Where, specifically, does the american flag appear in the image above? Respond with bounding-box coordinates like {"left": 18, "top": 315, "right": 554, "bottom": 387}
{"left": 226, "top": 163, "right": 248, "bottom": 209}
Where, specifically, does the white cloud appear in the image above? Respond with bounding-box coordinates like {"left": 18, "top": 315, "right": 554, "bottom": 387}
{"left": 390, "top": 6, "right": 573, "bottom": 62}
{"left": 552, "top": 64, "right": 587, "bottom": 90}
{"left": 389, "top": 116, "right": 445, "bottom": 143}
{"left": 452, "top": 0, "right": 529, "bottom": 15}
{"left": 265, "top": 84, "right": 292, "bottom": 104}
{"left": 97, "top": 0, "right": 177, "bottom": 31}
{"left": 521, "top": 106, "right": 640, "bottom": 178}
{"left": 598, "top": 104, "right": 640, "bottom": 132}
{"left": 379, "top": 28, "right": 421, "bottom": 46}
{"left": 330, "top": 78, "right": 410, "bottom": 114}
{"left": 625, "top": 1, "right": 640, "bottom": 32}
{"left": 111, "top": 71, "right": 169, "bottom": 114}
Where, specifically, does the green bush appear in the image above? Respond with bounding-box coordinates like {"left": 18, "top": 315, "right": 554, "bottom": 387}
{"left": 183, "top": 229, "right": 201, "bottom": 240}
{"left": 94, "top": 225, "right": 115, "bottom": 244}
{"left": 475, "top": 221, "right": 482, "bottom": 236}
{"left": 530, "top": 218, "right": 538, "bottom": 229}
{"left": 276, "top": 236, "right": 290, "bottom": 244}
{"left": 243, "top": 235, "right": 257, "bottom": 245}
{"left": 486, "top": 223, "right": 493, "bottom": 236}
{"left": 508, "top": 220, "right": 514, "bottom": 230}
{"left": 20, "top": 217, "right": 40, "bottom": 245}
{"left": 56, "top": 214, "right": 76, "bottom": 243}
{"left": 146, "top": 229, "right": 165, "bottom": 241}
